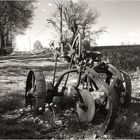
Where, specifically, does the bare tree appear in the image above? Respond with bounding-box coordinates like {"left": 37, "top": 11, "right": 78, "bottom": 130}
{"left": 0, "top": 0, "right": 36, "bottom": 54}
{"left": 33, "top": 40, "right": 43, "bottom": 51}
{"left": 47, "top": 0, "right": 105, "bottom": 46}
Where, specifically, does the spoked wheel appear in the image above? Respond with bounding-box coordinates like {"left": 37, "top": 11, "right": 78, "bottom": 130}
{"left": 25, "top": 69, "right": 46, "bottom": 112}
{"left": 25, "top": 70, "right": 35, "bottom": 107}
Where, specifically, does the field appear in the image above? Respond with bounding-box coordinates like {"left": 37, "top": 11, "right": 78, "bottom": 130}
{"left": 0, "top": 53, "right": 140, "bottom": 139}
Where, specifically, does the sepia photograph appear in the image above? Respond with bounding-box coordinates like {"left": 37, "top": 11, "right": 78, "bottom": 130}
{"left": 0, "top": 0, "right": 140, "bottom": 139}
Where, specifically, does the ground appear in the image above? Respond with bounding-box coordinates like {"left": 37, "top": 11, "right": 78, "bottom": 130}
{"left": 0, "top": 53, "right": 140, "bottom": 139}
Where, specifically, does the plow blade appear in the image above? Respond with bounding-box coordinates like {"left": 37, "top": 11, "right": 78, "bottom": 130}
{"left": 85, "top": 67, "right": 120, "bottom": 133}
{"left": 77, "top": 89, "right": 95, "bottom": 123}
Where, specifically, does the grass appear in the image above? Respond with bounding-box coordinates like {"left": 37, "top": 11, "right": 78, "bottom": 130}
{"left": 0, "top": 92, "right": 24, "bottom": 114}
{"left": 0, "top": 91, "right": 56, "bottom": 139}
{"left": 0, "top": 90, "right": 139, "bottom": 139}
{"left": 0, "top": 55, "right": 140, "bottom": 139}
{"left": 110, "top": 103, "right": 140, "bottom": 139}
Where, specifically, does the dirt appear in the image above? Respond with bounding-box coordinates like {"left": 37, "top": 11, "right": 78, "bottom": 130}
{"left": 0, "top": 55, "right": 140, "bottom": 139}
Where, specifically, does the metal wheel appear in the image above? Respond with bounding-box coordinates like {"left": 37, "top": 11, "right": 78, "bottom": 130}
{"left": 94, "top": 84, "right": 119, "bottom": 135}
{"left": 76, "top": 89, "right": 95, "bottom": 123}
{"left": 76, "top": 79, "right": 119, "bottom": 135}
{"left": 81, "top": 67, "right": 120, "bottom": 134}
{"left": 25, "top": 70, "right": 35, "bottom": 107}
{"left": 25, "top": 69, "right": 46, "bottom": 112}
{"left": 102, "top": 83, "right": 120, "bottom": 132}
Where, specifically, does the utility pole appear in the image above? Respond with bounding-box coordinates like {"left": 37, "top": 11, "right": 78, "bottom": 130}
{"left": 59, "top": 5, "right": 64, "bottom": 56}
{"left": 29, "top": 35, "right": 31, "bottom": 51}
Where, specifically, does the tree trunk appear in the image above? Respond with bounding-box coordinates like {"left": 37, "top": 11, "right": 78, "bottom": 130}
{"left": 0, "top": 35, "right": 1, "bottom": 51}
{"left": 0, "top": 34, "right": 5, "bottom": 55}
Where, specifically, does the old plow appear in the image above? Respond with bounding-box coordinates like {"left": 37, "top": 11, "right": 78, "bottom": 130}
{"left": 25, "top": 33, "right": 132, "bottom": 136}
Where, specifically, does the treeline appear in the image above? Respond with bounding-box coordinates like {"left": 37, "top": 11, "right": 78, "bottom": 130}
{"left": 0, "top": 1, "right": 36, "bottom": 55}
{"left": 104, "top": 51, "right": 140, "bottom": 72}
{"left": 91, "top": 45, "right": 140, "bottom": 72}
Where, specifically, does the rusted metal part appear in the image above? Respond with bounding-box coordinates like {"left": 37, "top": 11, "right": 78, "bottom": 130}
{"left": 85, "top": 66, "right": 120, "bottom": 134}
{"left": 24, "top": 23, "right": 134, "bottom": 138}
{"left": 108, "top": 65, "right": 132, "bottom": 108}
{"left": 93, "top": 62, "right": 113, "bottom": 85}
{"left": 85, "top": 67, "right": 112, "bottom": 96}
{"left": 63, "top": 54, "right": 75, "bottom": 89}
{"left": 25, "top": 69, "right": 47, "bottom": 114}
{"left": 52, "top": 53, "right": 59, "bottom": 86}
{"left": 34, "top": 70, "right": 46, "bottom": 110}
{"left": 108, "top": 64, "right": 122, "bottom": 79}
{"left": 25, "top": 49, "right": 132, "bottom": 136}
{"left": 54, "top": 69, "right": 79, "bottom": 90}
{"left": 70, "top": 86, "right": 88, "bottom": 112}
{"left": 120, "top": 70, "right": 132, "bottom": 108}
{"left": 25, "top": 70, "right": 35, "bottom": 107}
{"left": 76, "top": 89, "right": 95, "bottom": 123}
{"left": 25, "top": 69, "right": 81, "bottom": 110}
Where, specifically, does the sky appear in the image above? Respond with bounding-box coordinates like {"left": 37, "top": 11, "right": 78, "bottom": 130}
{"left": 16, "top": 0, "right": 140, "bottom": 50}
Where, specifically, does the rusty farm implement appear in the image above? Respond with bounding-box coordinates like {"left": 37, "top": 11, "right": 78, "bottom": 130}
{"left": 25, "top": 29, "right": 132, "bottom": 135}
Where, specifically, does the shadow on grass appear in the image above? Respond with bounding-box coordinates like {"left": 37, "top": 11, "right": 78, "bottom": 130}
{"left": 0, "top": 117, "right": 53, "bottom": 139}
{"left": 0, "top": 92, "right": 46, "bottom": 139}
{"left": 0, "top": 92, "right": 139, "bottom": 139}
{"left": 0, "top": 63, "right": 69, "bottom": 77}
{"left": 0, "top": 92, "right": 60, "bottom": 139}
{"left": 0, "top": 92, "right": 25, "bottom": 114}
{"left": 111, "top": 103, "right": 140, "bottom": 139}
